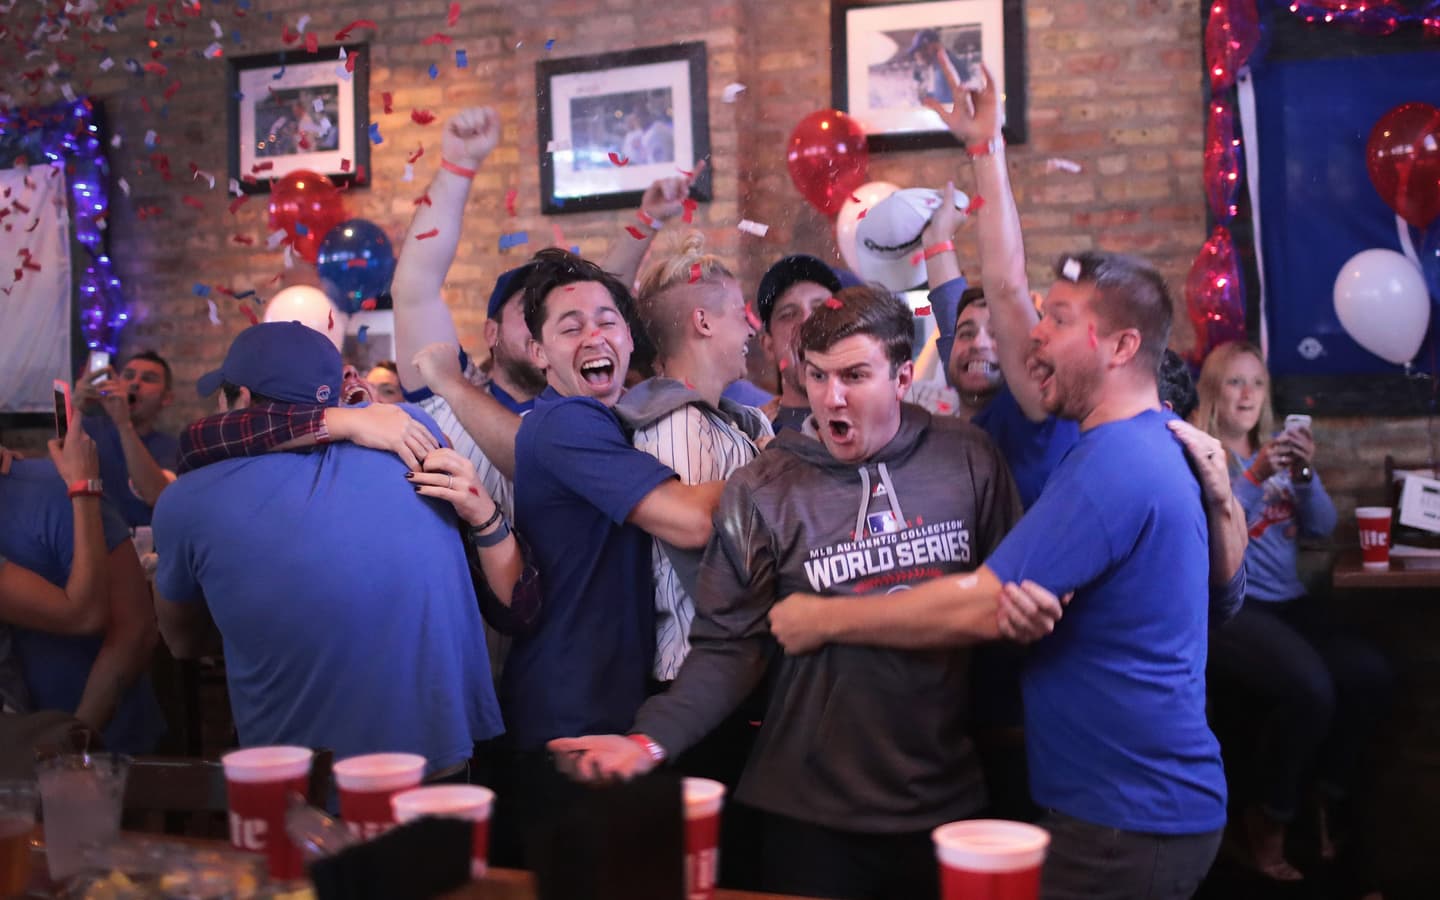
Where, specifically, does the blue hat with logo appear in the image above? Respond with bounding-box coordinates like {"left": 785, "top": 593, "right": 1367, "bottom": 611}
{"left": 487, "top": 263, "right": 539, "bottom": 319}
{"left": 196, "top": 321, "right": 342, "bottom": 407}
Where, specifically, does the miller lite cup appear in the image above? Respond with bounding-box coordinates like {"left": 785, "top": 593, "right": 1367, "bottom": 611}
{"left": 1356, "top": 507, "right": 1392, "bottom": 570}
{"left": 683, "top": 778, "right": 726, "bottom": 900}
{"left": 933, "top": 819, "right": 1050, "bottom": 900}
{"left": 221, "top": 746, "right": 313, "bottom": 880}
{"left": 333, "top": 753, "right": 426, "bottom": 840}
{"left": 391, "top": 785, "right": 495, "bottom": 879}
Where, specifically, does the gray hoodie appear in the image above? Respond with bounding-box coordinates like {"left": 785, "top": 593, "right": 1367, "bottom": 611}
{"left": 633, "top": 403, "right": 1022, "bottom": 833}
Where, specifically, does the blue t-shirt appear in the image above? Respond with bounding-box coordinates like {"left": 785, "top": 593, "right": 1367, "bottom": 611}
{"left": 1231, "top": 448, "right": 1338, "bottom": 603}
{"left": 972, "top": 386, "right": 1079, "bottom": 510}
{"left": 506, "top": 388, "right": 675, "bottom": 749}
{"left": 985, "top": 410, "right": 1226, "bottom": 835}
{"left": 81, "top": 415, "right": 180, "bottom": 528}
{"left": 0, "top": 459, "right": 166, "bottom": 753}
{"left": 152, "top": 405, "right": 503, "bottom": 773}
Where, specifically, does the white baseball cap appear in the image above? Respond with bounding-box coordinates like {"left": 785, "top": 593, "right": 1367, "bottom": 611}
{"left": 854, "top": 187, "right": 970, "bottom": 292}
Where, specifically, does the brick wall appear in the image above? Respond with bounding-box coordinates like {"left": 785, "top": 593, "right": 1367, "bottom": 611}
{"left": 1, "top": 0, "right": 1429, "bottom": 526}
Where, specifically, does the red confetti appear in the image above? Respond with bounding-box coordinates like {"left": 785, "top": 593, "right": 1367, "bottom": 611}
{"left": 688, "top": 263, "right": 702, "bottom": 284}
{"left": 346, "top": 258, "right": 368, "bottom": 269}
{"left": 915, "top": 305, "right": 933, "bottom": 317}
{"left": 361, "top": 298, "right": 378, "bottom": 310}
{"left": 684, "top": 378, "right": 696, "bottom": 390}
{"left": 340, "top": 158, "right": 351, "bottom": 172}
{"left": 382, "top": 92, "right": 394, "bottom": 114}
{"left": 264, "top": 272, "right": 284, "bottom": 286}
{"left": 182, "top": 196, "right": 205, "bottom": 210}
{"left": 551, "top": 223, "right": 567, "bottom": 248}
{"left": 142, "top": 60, "right": 167, "bottom": 75}
{"left": 281, "top": 26, "right": 299, "bottom": 44}
{"left": 967, "top": 196, "right": 985, "bottom": 215}
{"left": 240, "top": 306, "right": 261, "bottom": 327}
{"left": 227, "top": 195, "right": 249, "bottom": 215}
{"left": 413, "top": 192, "right": 432, "bottom": 207}
{"left": 421, "top": 33, "right": 453, "bottom": 45}
{"left": 355, "top": 165, "right": 368, "bottom": 184}
{"left": 251, "top": 161, "right": 274, "bottom": 174}
{"left": 849, "top": 194, "right": 861, "bottom": 203}
{"left": 468, "top": 487, "right": 479, "bottom": 496}
{"left": 231, "top": 234, "right": 254, "bottom": 245}
{"left": 334, "top": 20, "right": 377, "bottom": 41}
{"left": 415, "top": 228, "right": 439, "bottom": 241}
{"left": 682, "top": 197, "right": 697, "bottom": 224}
{"left": 609, "top": 152, "right": 629, "bottom": 167}
{"left": 909, "top": 251, "right": 925, "bottom": 266}
{"left": 11, "top": 201, "right": 29, "bottom": 214}
{"left": 857, "top": 209, "right": 867, "bottom": 220}
{"left": 824, "top": 297, "right": 843, "bottom": 309}
{"left": 328, "top": 309, "right": 335, "bottom": 330}
{"left": 778, "top": 358, "right": 790, "bottom": 371}
{"left": 144, "top": 4, "right": 157, "bottom": 28}
{"left": 407, "top": 144, "right": 425, "bottom": 164}
{"left": 447, "top": 2, "right": 461, "bottom": 26}
{"left": 410, "top": 109, "right": 436, "bottom": 125}
{"left": 345, "top": 51, "right": 358, "bottom": 73}
{"left": 624, "top": 225, "right": 646, "bottom": 240}
{"left": 504, "top": 188, "right": 518, "bottom": 217}
{"left": 305, "top": 33, "right": 318, "bottom": 54}
{"left": 676, "top": 167, "right": 694, "bottom": 178}
{"left": 163, "top": 79, "right": 180, "bottom": 100}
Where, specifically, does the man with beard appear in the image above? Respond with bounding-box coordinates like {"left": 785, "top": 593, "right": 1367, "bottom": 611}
{"left": 764, "top": 62, "right": 1247, "bottom": 900}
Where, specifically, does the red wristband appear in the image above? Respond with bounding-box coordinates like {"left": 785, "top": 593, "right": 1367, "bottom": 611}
{"left": 627, "top": 733, "right": 666, "bottom": 764}
{"left": 634, "top": 208, "right": 661, "bottom": 231}
{"left": 966, "top": 138, "right": 1004, "bottom": 160}
{"left": 67, "top": 479, "right": 103, "bottom": 498}
{"left": 440, "top": 157, "right": 477, "bottom": 179}
{"left": 923, "top": 241, "right": 955, "bottom": 260}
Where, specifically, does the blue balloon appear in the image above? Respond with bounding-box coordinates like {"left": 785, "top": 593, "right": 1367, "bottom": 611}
{"left": 316, "top": 218, "right": 396, "bottom": 314}
{"left": 1424, "top": 222, "right": 1440, "bottom": 306}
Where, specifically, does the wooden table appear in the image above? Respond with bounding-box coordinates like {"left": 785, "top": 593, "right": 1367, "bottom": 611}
{"left": 448, "top": 869, "right": 810, "bottom": 899}
{"left": 1332, "top": 547, "right": 1440, "bottom": 590}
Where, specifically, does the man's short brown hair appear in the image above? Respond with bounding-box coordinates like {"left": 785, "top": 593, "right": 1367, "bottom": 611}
{"left": 797, "top": 284, "right": 914, "bottom": 375}
{"left": 1054, "top": 251, "right": 1173, "bottom": 370}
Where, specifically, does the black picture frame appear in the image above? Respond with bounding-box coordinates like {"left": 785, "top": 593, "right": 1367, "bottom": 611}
{"left": 227, "top": 45, "right": 370, "bottom": 195}
{"left": 831, "top": 0, "right": 1027, "bottom": 153}
{"left": 536, "top": 42, "right": 713, "bottom": 215}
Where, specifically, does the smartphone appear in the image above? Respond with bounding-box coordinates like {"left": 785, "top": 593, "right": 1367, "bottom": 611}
{"left": 1284, "top": 414, "right": 1312, "bottom": 433}
{"left": 53, "top": 379, "right": 72, "bottom": 441}
{"left": 86, "top": 350, "right": 112, "bottom": 384}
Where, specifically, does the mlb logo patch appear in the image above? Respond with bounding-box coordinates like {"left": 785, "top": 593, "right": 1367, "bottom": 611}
{"left": 866, "top": 511, "right": 901, "bottom": 536}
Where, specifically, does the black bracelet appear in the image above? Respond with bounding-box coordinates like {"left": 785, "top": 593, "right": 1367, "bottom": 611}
{"left": 467, "top": 505, "right": 503, "bottom": 537}
{"left": 471, "top": 518, "right": 511, "bottom": 548}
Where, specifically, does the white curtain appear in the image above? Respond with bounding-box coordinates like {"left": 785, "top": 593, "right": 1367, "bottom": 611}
{"left": 0, "top": 165, "right": 72, "bottom": 413}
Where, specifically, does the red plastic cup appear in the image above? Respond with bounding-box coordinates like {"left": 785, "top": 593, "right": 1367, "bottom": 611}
{"left": 391, "top": 784, "right": 494, "bottom": 879}
{"left": 333, "top": 753, "right": 426, "bottom": 841}
{"left": 221, "top": 746, "right": 313, "bottom": 881}
{"left": 683, "top": 777, "right": 726, "bottom": 900}
{"left": 933, "top": 819, "right": 1050, "bottom": 900}
{"left": 1356, "top": 506, "right": 1392, "bottom": 569}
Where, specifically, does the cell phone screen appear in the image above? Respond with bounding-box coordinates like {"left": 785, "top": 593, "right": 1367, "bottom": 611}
{"left": 54, "top": 387, "right": 69, "bottom": 440}
{"left": 87, "top": 350, "right": 111, "bottom": 374}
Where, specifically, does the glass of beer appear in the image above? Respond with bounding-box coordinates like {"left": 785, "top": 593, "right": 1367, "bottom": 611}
{"left": 933, "top": 819, "right": 1050, "bottom": 900}
{"left": 0, "top": 781, "right": 36, "bottom": 895}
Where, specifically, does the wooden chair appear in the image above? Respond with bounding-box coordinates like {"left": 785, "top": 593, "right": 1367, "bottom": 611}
{"left": 123, "top": 748, "right": 334, "bottom": 838}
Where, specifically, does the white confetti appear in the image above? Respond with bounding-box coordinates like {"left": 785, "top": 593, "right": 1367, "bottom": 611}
{"left": 313, "top": 97, "right": 324, "bottom": 113}
{"left": 335, "top": 65, "right": 352, "bottom": 82}
{"left": 296, "top": 13, "right": 310, "bottom": 32}
{"left": 143, "top": 129, "right": 157, "bottom": 148}
{"left": 1045, "top": 157, "right": 1082, "bottom": 174}
{"left": 60, "top": 83, "right": 75, "bottom": 102}
{"left": 737, "top": 219, "right": 769, "bottom": 237}
{"left": 110, "top": 134, "right": 121, "bottom": 148}
{"left": 402, "top": 164, "right": 414, "bottom": 182}
{"left": 1061, "top": 258, "right": 1082, "bottom": 282}
{"left": 117, "top": 177, "right": 130, "bottom": 197}
{"left": 98, "top": 57, "right": 114, "bottom": 71}
{"left": 722, "top": 82, "right": 746, "bottom": 103}
{"left": 338, "top": 47, "right": 347, "bottom": 61}
{"left": 283, "top": 244, "right": 295, "bottom": 269}
{"left": 207, "top": 299, "right": 221, "bottom": 325}
{"left": 545, "top": 139, "right": 572, "bottom": 153}
{"left": 229, "top": 178, "right": 243, "bottom": 197}
{"left": 266, "top": 228, "right": 288, "bottom": 249}
{"left": 210, "top": 19, "right": 223, "bottom": 39}
{"left": 193, "top": 168, "right": 216, "bottom": 190}
{"left": 204, "top": 42, "right": 223, "bottom": 59}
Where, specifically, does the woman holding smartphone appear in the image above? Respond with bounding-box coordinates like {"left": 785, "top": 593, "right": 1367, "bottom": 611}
{"left": 1192, "top": 341, "right": 1392, "bottom": 883}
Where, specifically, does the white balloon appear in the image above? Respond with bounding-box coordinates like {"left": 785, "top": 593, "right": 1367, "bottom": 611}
{"left": 1333, "top": 248, "right": 1430, "bottom": 365}
{"left": 263, "top": 285, "right": 347, "bottom": 351}
{"left": 835, "top": 181, "right": 900, "bottom": 276}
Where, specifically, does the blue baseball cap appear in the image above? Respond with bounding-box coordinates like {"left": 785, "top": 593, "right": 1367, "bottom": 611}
{"left": 196, "top": 321, "right": 342, "bottom": 406}
{"left": 488, "top": 263, "right": 538, "bottom": 319}
{"left": 755, "top": 255, "right": 844, "bottom": 329}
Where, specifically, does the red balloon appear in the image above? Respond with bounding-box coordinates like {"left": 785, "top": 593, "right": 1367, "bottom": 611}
{"left": 268, "top": 170, "right": 347, "bottom": 262}
{"left": 1366, "top": 102, "right": 1440, "bottom": 229}
{"left": 1185, "top": 226, "right": 1247, "bottom": 366}
{"left": 1204, "top": 0, "right": 1260, "bottom": 92}
{"left": 1204, "top": 97, "right": 1241, "bottom": 223}
{"left": 786, "top": 109, "right": 870, "bottom": 217}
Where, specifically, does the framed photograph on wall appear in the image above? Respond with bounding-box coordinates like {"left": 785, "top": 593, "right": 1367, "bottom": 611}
{"left": 228, "top": 45, "right": 369, "bottom": 194}
{"left": 536, "top": 42, "right": 713, "bottom": 215}
{"left": 831, "top": 0, "right": 1026, "bottom": 152}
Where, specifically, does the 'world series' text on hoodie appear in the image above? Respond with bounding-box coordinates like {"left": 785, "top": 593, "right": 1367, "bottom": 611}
{"left": 633, "top": 404, "right": 1022, "bottom": 834}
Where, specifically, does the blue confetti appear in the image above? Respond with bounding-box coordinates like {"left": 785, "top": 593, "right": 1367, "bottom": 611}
{"left": 233, "top": 290, "right": 257, "bottom": 300}
{"left": 428, "top": 63, "right": 439, "bottom": 79}
{"left": 455, "top": 49, "right": 468, "bottom": 68}
{"left": 569, "top": 245, "right": 580, "bottom": 255}
{"left": 192, "top": 283, "right": 211, "bottom": 297}
{"left": 357, "top": 325, "right": 369, "bottom": 344}
{"left": 271, "top": 65, "right": 286, "bottom": 80}
{"left": 498, "top": 231, "right": 529, "bottom": 251}
{"left": 369, "top": 122, "right": 383, "bottom": 144}
{"left": 545, "top": 38, "right": 555, "bottom": 51}
{"left": 295, "top": 223, "right": 308, "bottom": 236}
{"left": 232, "top": 30, "right": 243, "bottom": 44}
